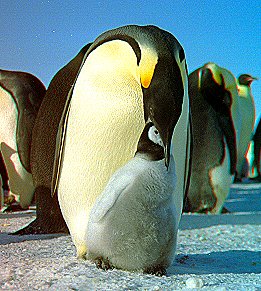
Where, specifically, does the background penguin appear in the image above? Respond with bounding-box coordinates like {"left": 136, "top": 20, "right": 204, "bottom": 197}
{"left": 14, "top": 43, "right": 92, "bottom": 234}
{"left": 52, "top": 25, "right": 191, "bottom": 258}
{"left": 0, "top": 69, "right": 46, "bottom": 210}
{"left": 235, "top": 74, "right": 257, "bottom": 181}
{"left": 87, "top": 123, "right": 177, "bottom": 276}
{"left": 184, "top": 63, "right": 239, "bottom": 213}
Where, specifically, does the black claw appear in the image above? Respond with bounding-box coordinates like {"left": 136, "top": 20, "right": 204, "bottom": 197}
{"left": 176, "top": 255, "right": 189, "bottom": 264}
{"left": 94, "top": 257, "right": 113, "bottom": 271}
{"left": 144, "top": 265, "right": 166, "bottom": 276}
{"left": 221, "top": 207, "right": 230, "bottom": 214}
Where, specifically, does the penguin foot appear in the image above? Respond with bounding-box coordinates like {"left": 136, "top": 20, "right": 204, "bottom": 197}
{"left": 2, "top": 203, "right": 29, "bottom": 213}
{"left": 176, "top": 255, "right": 189, "bottom": 264}
{"left": 4, "top": 193, "right": 16, "bottom": 205}
{"left": 12, "top": 221, "right": 47, "bottom": 235}
{"left": 144, "top": 265, "right": 166, "bottom": 276}
{"left": 233, "top": 176, "right": 242, "bottom": 183}
{"left": 12, "top": 218, "right": 69, "bottom": 235}
{"left": 249, "top": 175, "right": 261, "bottom": 183}
{"left": 221, "top": 207, "right": 230, "bottom": 214}
{"left": 197, "top": 208, "right": 210, "bottom": 214}
{"left": 94, "top": 257, "right": 113, "bottom": 271}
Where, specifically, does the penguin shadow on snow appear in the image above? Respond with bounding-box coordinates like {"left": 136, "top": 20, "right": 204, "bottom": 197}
{"left": 0, "top": 231, "right": 67, "bottom": 245}
{"left": 179, "top": 212, "right": 261, "bottom": 230}
{"left": 170, "top": 250, "right": 260, "bottom": 275}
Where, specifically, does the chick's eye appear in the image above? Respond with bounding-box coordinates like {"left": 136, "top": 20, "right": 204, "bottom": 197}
{"left": 154, "top": 129, "right": 159, "bottom": 135}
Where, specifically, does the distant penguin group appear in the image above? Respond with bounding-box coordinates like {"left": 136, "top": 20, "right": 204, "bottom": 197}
{"left": 3, "top": 24, "right": 258, "bottom": 275}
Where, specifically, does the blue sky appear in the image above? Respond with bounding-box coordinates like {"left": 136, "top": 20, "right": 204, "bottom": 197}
{"left": 1, "top": 1, "right": 260, "bottom": 126}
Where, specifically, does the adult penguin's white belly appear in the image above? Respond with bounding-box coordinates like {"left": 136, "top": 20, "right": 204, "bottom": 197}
{"left": 236, "top": 96, "right": 255, "bottom": 177}
{"left": 236, "top": 75, "right": 256, "bottom": 179}
{"left": 171, "top": 78, "right": 190, "bottom": 224}
{"left": 0, "top": 87, "right": 34, "bottom": 208}
{"left": 209, "top": 141, "right": 234, "bottom": 212}
{"left": 58, "top": 41, "right": 145, "bottom": 257}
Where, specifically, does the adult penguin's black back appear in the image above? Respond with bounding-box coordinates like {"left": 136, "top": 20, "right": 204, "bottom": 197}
{"left": 14, "top": 43, "right": 92, "bottom": 234}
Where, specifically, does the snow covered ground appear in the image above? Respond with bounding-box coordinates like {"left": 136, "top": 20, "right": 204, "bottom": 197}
{"left": 0, "top": 182, "right": 260, "bottom": 290}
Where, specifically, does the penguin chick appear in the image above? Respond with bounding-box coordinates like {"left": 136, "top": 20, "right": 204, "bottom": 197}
{"left": 86, "top": 123, "right": 177, "bottom": 275}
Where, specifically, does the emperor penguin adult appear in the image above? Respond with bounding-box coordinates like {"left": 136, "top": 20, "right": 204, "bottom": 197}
{"left": 87, "top": 123, "right": 177, "bottom": 275}
{"left": 235, "top": 74, "right": 257, "bottom": 181}
{"left": 184, "top": 63, "right": 240, "bottom": 213}
{"left": 52, "top": 25, "right": 191, "bottom": 258}
{"left": 14, "top": 43, "right": 92, "bottom": 234}
{"left": 0, "top": 69, "right": 46, "bottom": 209}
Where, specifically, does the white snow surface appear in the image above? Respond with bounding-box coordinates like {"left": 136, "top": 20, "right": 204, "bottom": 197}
{"left": 0, "top": 182, "right": 260, "bottom": 290}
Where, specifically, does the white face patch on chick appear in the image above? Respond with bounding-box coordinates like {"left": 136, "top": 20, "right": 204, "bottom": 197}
{"left": 148, "top": 125, "right": 164, "bottom": 147}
